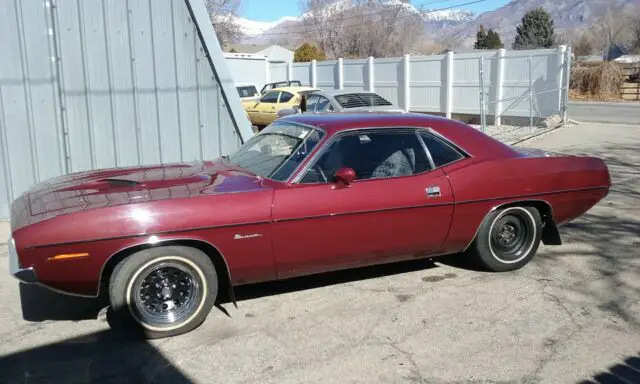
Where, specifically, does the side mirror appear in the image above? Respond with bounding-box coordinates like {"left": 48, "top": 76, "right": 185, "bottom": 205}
{"left": 334, "top": 167, "right": 356, "bottom": 184}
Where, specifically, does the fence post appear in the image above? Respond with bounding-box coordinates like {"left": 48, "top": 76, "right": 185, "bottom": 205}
{"left": 494, "top": 48, "right": 506, "bottom": 126}
{"left": 557, "top": 45, "right": 567, "bottom": 112}
{"left": 337, "top": 58, "right": 344, "bottom": 90}
{"left": 529, "top": 55, "right": 534, "bottom": 131}
{"left": 311, "top": 59, "right": 317, "bottom": 88}
{"left": 287, "top": 61, "right": 293, "bottom": 81}
{"left": 445, "top": 51, "right": 454, "bottom": 119}
{"left": 403, "top": 54, "right": 411, "bottom": 112}
{"left": 479, "top": 56, "right": 486, "bottom": 132}
{"left": 368, "top": 56, "right": 375, "bottom": 92}
{"left": 265, "top": 60, "right": 270, "bottom": 85}
{"left": 563, "top": 46, "right": 572, "bottom": 124}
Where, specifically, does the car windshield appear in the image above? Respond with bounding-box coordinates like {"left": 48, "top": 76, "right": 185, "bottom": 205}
{"left": 227, "top": 122, "right": 325, "bottom": 181}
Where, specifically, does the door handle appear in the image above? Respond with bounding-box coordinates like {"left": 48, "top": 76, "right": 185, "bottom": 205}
{"left": 426, "top": 186, "right": 441, "bottom": 197}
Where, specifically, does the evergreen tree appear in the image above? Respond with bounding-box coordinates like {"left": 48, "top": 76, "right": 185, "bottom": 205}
{"left": 513, "top": 7, "right": 555, "bottom": 50}
{"left": 474, "top": 25, "right": 488, "bottom": 49}
{"left": 486, "top": 29, "right": 503, "bottom": 49}
{"left": 294, "top": 43, "right": 326, "bottom": 62}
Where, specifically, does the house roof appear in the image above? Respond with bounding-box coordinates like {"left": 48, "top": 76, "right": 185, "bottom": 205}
{"left": 223, "top": 43, "right": 295, "bottom": 54}
{"left": 223, "top": 43, "right": 271, "bottom": 53}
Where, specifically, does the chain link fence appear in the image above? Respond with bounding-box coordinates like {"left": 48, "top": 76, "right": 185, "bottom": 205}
{"left": 479, "top": 48, "right": 572, "bottom": 144}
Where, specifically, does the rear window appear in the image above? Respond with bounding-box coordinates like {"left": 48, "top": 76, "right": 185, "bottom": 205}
{"left": 290, "top": 80, "right": 302, "bottom": 86}
{"left": 420, "top": 132, "right": 465, "bottom": 167}
{"left": 279, "top": 92, "right": 294, "bottom": 103}
{"left": 237, "top": 86, "right": 258, "bottom": 98}
{"left": 334, "top": 93, "right": 393, "bottom": 109}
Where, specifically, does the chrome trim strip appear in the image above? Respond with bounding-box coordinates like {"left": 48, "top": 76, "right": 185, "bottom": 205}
{"left": 416, "top": 130, "right": 436, "bottom": 169}
{"left": 27, "top": 220, "right": 271, "bottom": 249}
{"left": 274, "top": 201, "right": 455, "bottom": 223}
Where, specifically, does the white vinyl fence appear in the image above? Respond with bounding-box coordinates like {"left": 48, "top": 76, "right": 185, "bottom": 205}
{"left": 264, "top": 46, "right": 571, "bottom": 124}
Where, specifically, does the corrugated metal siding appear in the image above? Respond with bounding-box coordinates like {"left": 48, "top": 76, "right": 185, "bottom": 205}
{"left": 0, "top": 0, "right": 243, "bottom": 219}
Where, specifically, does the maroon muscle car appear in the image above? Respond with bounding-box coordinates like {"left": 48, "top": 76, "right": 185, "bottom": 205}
{"left": 8, "top": 113, "right": 610, "bottom": 338}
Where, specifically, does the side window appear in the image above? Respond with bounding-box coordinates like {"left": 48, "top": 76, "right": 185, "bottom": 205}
{"left": 260, "top": 91, "right": 280, "bottom": 103}
{"left": 305, "top": 94, "right": 320, "bottom": 112}
{"left": 315, "top": 96, "right": 331, "bottom": 112}
{"left": 420, "top": 132, "right": 465, "bottom": 167}
{"left": 300, "top": 131, "right": 432, "bottom": 184}
{"left": 279, "top": 92, "right": 294, "bottom": 103}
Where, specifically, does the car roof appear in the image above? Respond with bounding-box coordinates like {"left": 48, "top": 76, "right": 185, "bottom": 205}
{"left": 277, "top": 112, "right": 517, "bottom": 158}
{"left": 268, "top": 86, "right": 319, "bottom": 93}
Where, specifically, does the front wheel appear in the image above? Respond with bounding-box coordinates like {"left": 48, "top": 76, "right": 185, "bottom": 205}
{"left": 107, "top": 246, "right": 218, "bottom": 339}
{"left": 467, "top": 206, "right": 542, "bottom": 272}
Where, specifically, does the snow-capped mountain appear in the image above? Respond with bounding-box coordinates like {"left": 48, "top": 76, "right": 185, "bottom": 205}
{"left": 233, "top": 16, "right": 299, "bottom": 37}
{"left": 234, "top": 0, "right": 476, "bottom": 43}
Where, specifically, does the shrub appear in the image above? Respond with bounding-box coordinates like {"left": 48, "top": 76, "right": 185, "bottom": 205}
{"left": 570, "top": 62, "right": 625, "bottom": 99}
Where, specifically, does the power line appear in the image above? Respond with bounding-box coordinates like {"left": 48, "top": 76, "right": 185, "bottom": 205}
{"left": 238, "top": 0, "right": 486, "bottom": 37}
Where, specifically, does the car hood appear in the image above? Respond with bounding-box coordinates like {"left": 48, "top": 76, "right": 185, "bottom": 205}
{"left": 22, "top": 160, "right": 264, "bottom": 217}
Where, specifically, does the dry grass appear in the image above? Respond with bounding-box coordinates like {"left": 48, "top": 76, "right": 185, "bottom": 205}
{"left": 570, "top": 62, "right": 626, "bottom": 100}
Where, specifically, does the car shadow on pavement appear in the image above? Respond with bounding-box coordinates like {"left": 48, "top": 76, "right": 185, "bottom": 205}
{"left": 533, "top": 142, "right": 640, "bottom": 329}
{"left": 19, "top": 282, "right": 108, "bottom": 322}
{"left": 0, "top": 320, "right": 193, "bottom": 383}
{"left": 232, "top": 256, "right": 441, "bottom": 302}
{"left": 578, "top": 352, "right": 640, "bottom": 384}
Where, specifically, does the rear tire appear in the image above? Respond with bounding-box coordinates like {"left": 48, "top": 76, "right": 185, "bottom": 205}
{"left": 107, "top": 246, "right": 218, "bottom": 339}
{"left": 467, "top": 206, "right": 542, "bottom": 272}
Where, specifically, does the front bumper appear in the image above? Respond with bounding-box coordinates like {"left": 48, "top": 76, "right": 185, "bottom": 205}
{"left": 8, "top": 237, "right": 37, "bottom": 283}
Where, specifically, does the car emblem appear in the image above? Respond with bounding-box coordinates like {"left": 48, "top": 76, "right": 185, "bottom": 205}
{"left": 233, "top": 233, "right": 263, "bottom": 240}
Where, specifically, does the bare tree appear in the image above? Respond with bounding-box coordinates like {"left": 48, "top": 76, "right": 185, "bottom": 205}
{"left": 299, "top": 0, "right": 425, "bottom": 58}
{"left": 589, "top": 7, "right": 633, "bottom": 58}
{"left": 205, "top": 0, "right": 242, "bottom": 46}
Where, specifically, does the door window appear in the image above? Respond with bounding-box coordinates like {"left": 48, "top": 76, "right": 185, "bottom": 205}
{"left": 300, "top": 130, "right": 432, "bottom": 183}
{"left": 305, "top": 94, "right": 320, "bottom": 112}
{"left": 260, "top": 91, "right": 280, "bottom": 103}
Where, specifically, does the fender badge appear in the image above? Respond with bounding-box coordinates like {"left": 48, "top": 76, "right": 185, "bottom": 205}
{"left": 233, "top": 233, "right": 262, "bottom": 240}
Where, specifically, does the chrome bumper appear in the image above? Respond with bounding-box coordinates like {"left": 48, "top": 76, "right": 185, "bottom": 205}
{"left": 8, "top": 237, "right": 37, "bottom": 283}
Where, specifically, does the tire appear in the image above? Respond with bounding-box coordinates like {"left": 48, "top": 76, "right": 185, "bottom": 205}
{"left": 107, "top": 246, "right": 218, "bottom": 339}
{"left": 466, "top": 206, "right": 542, "bottom": 272}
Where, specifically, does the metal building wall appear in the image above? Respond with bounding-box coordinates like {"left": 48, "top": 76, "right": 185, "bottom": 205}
{"left": 0, "top": 0, "right": 251, "bottom": 219}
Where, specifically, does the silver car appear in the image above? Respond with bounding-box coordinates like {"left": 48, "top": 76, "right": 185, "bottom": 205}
{"left": 276, "top": 89, "right": 404, "bottom": 119}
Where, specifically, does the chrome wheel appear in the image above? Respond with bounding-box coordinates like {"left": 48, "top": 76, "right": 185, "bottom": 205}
{"left": 129, "top": 261, "right": 204, "bottom": 329}
{"left": 488, "top": 208, "right": 537, "bottom": 264}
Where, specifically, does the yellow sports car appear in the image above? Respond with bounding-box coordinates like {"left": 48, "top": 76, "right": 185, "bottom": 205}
{"left": 243, "top": 86, "right": 318, "bottom": 129}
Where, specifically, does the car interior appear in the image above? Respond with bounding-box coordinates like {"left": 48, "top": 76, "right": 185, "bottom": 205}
{"left": 301, "top": 131, "right": 432, "bottom": 183}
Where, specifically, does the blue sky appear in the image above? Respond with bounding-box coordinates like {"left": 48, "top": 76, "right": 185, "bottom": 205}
{"left": 240, "top": 0, "right": 511, "bottom": 21}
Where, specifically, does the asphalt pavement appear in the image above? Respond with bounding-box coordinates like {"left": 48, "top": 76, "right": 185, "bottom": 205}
{"left": 568, "top": 101, "right": 639, "bottom": 124}
{"left": 0, "top": 122, "right": 639, "bottom": 384}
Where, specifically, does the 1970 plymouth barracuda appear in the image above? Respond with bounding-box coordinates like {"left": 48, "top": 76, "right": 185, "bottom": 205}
{"left": 8, "top": 112, "right": 611, "bottom": 338}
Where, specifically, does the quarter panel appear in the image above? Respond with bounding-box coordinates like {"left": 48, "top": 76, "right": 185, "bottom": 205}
{"left": 442, "top": 156, "right": 611, "bottom": 253}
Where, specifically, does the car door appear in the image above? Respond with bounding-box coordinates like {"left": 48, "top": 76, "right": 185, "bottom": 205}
{"left": 251, "top": 91, "right": 280, "bottom": 125}
{"left": 271, "top": 128, "right": 455, "bottom": 279}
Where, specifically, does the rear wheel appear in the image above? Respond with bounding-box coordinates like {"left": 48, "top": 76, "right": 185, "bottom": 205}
{"left": 467, "top": 206, "right": 542, "bottom": 272}
{"left": 107, "top": 246, "right": 218, "bottom": 339}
